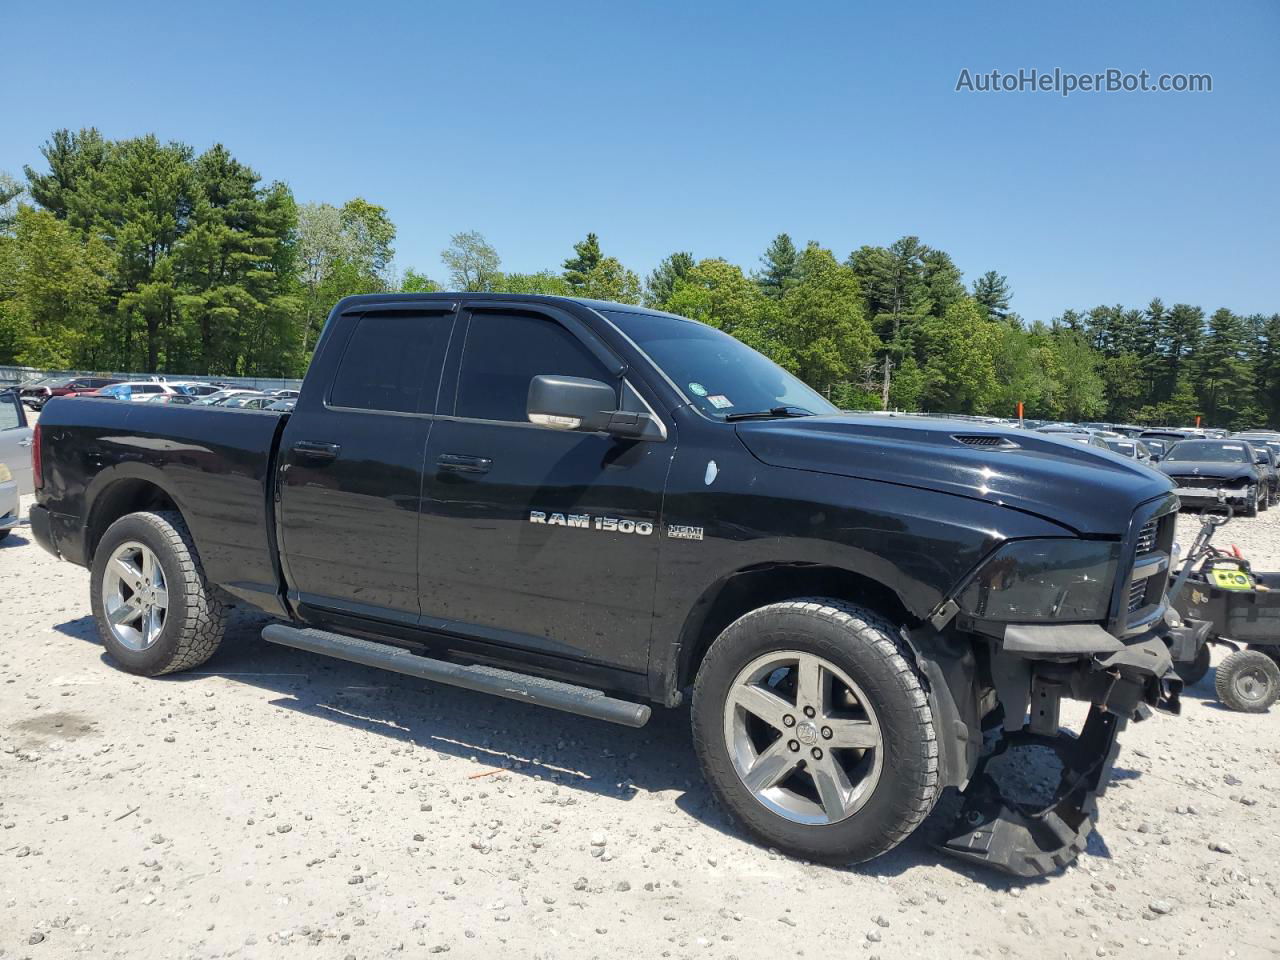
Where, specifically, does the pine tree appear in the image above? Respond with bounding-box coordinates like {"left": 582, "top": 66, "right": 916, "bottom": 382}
{"left": 972, "top": 270, "right": 1012, "bottom": 321}
{"left": 644, "top": 251, "right": 695, "bottom": 308}
{"left": 756, "top": 234, "right": 799, "bottom": 300}
{"left": 562, "top": 233, "right": 602, "bottom": 288}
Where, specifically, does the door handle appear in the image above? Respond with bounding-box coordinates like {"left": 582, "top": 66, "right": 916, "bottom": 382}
{"left": 292, "top": 440, "right": 341, "bottom": 461}
{"left": 437, "top": 453, "right": 492, "bottom": 475}
{"left": 18, "top": 438, "right": 32, "bottom": 447}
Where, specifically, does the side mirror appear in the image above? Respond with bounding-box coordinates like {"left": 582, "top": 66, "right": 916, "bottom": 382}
{"left": 527, "top": 375, "right": 662, "bottom": 440}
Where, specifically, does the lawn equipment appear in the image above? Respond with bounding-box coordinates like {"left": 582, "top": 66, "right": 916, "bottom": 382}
{"left": 1168, "top": 507, "right": 1280, "bottom": 712}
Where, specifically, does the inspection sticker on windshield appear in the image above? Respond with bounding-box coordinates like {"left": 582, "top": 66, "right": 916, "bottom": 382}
{"left": 707, "top": 394, "right": 733, "bottom": 409}
{"left": 688, "top": 382, "right": 708, "bottom": 397}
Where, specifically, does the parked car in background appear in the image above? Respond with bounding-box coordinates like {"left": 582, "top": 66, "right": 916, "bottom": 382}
{"left": 1084, "top": 422, "right": 1145, "bottom": 438}
{"left": 1234, "top": 431, "right": 1280, "bottom": 464}
{"left": 1035, "top": 426, "right": 1113, "bottom": 451}
{"left": 1103, "top": 436, "right": 1154, "bottom": 463}
{"left": 168, "top": 382, "right": 221, "bottom": 398}
{"left": 144, "top": 393, "right": 196, "bottom": 405}
{"left": 21, "top": 376, "right": 122, "bottom": 410}
{"left": 1144, "top": 438, "right": 1169, "bottom": 461}
{"left": 271, "top": 389, "right": 300, "bottom": 399}
{"left": 1, "top": 389, "right": 32, "bottom": 539}
{"left": 1157, "top": 438, "right": 1265, "bottom": 515}
{"left": 223, "top": 395, "right": 275, "bottom": 409}
{"left": 0, "top": 388, "right": 34, "bottom": 495}
{"left": 89, "top": 382, "right": 178, "bottom": 403}
{"left": 195, "top": 389, "right": 262, "bottom": 406}
{"left": 266, "top": 398, "right": 296, "bottom": 412}
{"left": 1250, "top": 445, "right": 1279, "bottom": 506}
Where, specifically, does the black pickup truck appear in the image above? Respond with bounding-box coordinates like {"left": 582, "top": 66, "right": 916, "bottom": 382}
{"left": 30, "top": 293, "right": 1202, "bottom": 877}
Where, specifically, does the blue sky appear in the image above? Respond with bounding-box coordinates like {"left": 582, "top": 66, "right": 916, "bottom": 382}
{"left": 2, "top": 0, "right": 1276, "bottom": 323}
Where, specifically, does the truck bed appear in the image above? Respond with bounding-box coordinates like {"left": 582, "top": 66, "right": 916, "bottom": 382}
{"left": 35, "top": 398, "right": 289, "bottom": 612}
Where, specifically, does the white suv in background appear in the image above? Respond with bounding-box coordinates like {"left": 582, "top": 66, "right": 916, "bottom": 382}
{"left": 93, "top": 381, "right": 178, "bottom": 402}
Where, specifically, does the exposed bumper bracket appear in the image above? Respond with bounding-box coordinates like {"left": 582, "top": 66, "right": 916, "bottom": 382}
{"left": 938, "top": 706, "right": 1122, "bottom": 877}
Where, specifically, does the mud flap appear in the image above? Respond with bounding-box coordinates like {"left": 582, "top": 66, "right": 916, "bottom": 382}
{"left": 938, "top": 706, "right": 1122, "bottom": 877}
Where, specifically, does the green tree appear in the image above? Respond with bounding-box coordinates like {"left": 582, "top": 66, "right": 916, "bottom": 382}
{"left": 847, "top": 236, "right": 932, "bottom": 353}
{"left": 666, "top": 258, "right": 774, "bottom": 351}
{"left": 0, "top": 207, "right": 112, "bottom": 366}
{"left": 1048, "top": 329, "right": 1106, "bottom": 420}
{"left": 644, "top": 251, "right": 694, "bottom": 308}
{"left": 917, "top": 297, "right": 1000, "bottom": 413}
{"left": 442, "top": 230, "right": 501, "bottom": 291}
{"left": 972, "top": 270, "right": 1012, "bottom": 321}
{"left": 756, "top": 233, "right": 799, "bottom": 300}
{"left": 778, "top": 244, "right": 879, "bottom": 396}
{"left": 399, "top": 269, "right": 439, "bottom": 293}
{"left": 0, "top": 172, "right": 22, "bottom": 231}
{"left": 497, "top": 270, "right": 571, "bottom": 295}
{"left": 1196, "top": 308, "right": 1256, "bottom": 427}
{"left": 562, "top": 232, "right": 602, "bottom": 289}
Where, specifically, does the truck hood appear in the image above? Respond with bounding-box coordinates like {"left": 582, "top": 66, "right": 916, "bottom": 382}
{"left": 1157, "top": 461, "right": 1255, "bottom": 482}
{"left": 734, "top": 415, "right": 1174, "bottom": 536}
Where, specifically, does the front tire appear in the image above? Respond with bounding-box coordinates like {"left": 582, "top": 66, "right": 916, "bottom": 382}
{"left": 1215, "top": 650, "right": 1280, "bottom": 712}
{"left": 691, "top": 599, "right": 939, "bottom": 865}
{"left": 90, "top": 510, "right": 227, "bottom": 676}
{"left": 1244, "top": 484, "right": 1259, "bottom": 518}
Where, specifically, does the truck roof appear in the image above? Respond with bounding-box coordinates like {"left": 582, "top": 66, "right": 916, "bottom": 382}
{"left": 333, "top": 292, "right": 688, "bottom": 322}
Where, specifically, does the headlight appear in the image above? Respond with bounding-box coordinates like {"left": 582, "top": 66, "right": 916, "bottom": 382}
{"left": 957, "top": 539, "right": 1120, "bottom": 622}
{"left": 0, "top": 463, "right": 11, "bottom": 483}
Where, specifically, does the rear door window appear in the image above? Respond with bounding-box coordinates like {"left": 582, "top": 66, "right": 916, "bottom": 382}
{"left": 329, "top": 310, "right": 453, "bottom": 414}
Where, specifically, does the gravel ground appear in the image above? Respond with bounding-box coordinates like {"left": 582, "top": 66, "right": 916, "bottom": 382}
{"left": 2, "top": 496, "right": 1279, "bottom": 960}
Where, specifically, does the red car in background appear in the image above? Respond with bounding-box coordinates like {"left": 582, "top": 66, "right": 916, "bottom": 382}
{"left": 20, "top": 376, "right": 123, "bottom": 410}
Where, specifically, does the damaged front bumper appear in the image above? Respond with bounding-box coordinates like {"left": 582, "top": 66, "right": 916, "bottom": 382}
{"left": 938, "top": 616, "right": 1201, "bottom": 877}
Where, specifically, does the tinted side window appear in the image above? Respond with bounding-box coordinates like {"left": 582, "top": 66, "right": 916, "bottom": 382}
{"left": 0, "top": 396, "right": 20, "bottom": 430}
{"left": 330, "top": 311, "right": 452, "bottom": 414}
{"left": 456, "top": 312, "right": 609, "bottom": 422}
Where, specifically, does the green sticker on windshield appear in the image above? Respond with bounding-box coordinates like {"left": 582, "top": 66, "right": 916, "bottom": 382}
{"left": 688, "top": 382, "right": 708, "bottom": 397}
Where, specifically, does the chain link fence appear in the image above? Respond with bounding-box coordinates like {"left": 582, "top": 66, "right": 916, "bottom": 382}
{"left": 0, "top": 365, "right": 302, "bottom": 391}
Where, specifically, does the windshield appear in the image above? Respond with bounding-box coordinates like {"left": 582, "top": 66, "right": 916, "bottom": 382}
{"left": 601, "top": 310, "right": 838, "bottom": 419}
{"left": 1164, "top": 440, "right": 1251, "bottom": 464}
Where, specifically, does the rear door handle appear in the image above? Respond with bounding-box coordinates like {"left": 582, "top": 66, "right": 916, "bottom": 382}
{"left": 437, "top": 453, "right": 492, "bottom": 475}
{"left": 292, "top": 440, "right": 341, "bottom": 461}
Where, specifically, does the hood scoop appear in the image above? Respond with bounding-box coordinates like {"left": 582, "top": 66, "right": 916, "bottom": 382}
{"left": 953, "top": 434, "right": 1019, "bottom": 449}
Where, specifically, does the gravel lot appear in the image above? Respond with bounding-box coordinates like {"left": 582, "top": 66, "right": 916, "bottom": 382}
{"left": 2, "top": 496, "right": 1279, "bottom": 960}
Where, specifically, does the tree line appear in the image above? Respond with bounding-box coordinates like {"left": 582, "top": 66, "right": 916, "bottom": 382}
{"left": 1, "top": 128, "right": 1275, "bottom": 428}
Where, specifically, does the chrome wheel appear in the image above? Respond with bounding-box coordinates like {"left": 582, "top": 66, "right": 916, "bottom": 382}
{"left": 723, "top": 651, "right": 883, "bottom": 825}
{"left": 102, "top": 541, "right": 169, "bottom": 651}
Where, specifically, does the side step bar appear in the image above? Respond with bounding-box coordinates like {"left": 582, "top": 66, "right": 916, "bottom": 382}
{"left": 261, "top": 624, "right": 652, "bottom": 728}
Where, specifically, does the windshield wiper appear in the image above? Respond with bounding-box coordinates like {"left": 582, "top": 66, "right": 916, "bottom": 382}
{"left": 723, "top": 406, "right": 816, "bottom": 422}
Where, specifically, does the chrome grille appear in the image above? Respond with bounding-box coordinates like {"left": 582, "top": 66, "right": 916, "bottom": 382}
{"left": 1127, "top": 578, "right": 1148, "bottom": 613}
{"left": 1134, "top": 519, "right": 1158, "bottom": 556}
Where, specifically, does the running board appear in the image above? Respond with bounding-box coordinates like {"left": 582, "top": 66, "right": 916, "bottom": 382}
{"left": 261, "top": 624, "right": 652, "bottom": 728}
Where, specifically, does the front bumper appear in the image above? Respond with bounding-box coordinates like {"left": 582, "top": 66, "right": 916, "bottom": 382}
{"left": 939, "top": 616, "right": 1189, "bottom": 877}
{"left": 1170, "top": 484, "right": 1249, "bottom": 502}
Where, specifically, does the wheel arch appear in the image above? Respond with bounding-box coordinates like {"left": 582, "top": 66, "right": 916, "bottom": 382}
{"left": 85, "top": 466, "right": 188, "bottom": 564}
{"left": 668, "top": 562, "right": 918, "bottom": 699}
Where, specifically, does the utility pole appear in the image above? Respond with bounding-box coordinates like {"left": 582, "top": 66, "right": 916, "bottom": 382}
{"left": 880, "top": 355, "right": 893, "bottom": 410}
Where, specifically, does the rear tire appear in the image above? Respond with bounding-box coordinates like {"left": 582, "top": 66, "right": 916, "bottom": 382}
{"left": 691, "top": 598, "right": 939, "bottom": 865}
{"left": 90, "top": 510, "right": 227, "bottom": 676}
{"left": 1215, "top": 650, "right": 1280, "bottom": 713}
